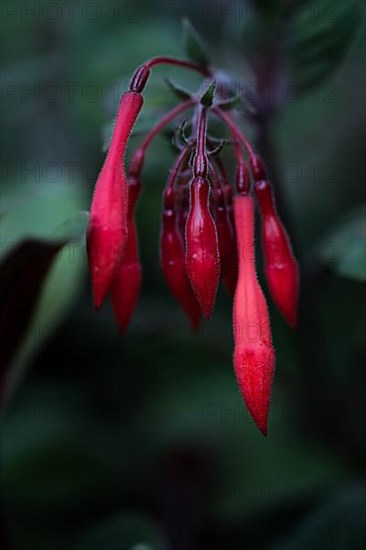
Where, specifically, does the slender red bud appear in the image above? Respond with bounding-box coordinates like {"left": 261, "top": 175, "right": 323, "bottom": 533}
{"left": 129, "top": 148, "right": 145, "bottom": 178}
{"left": 178, "top": 182, "right": 190, "bottom": 239}
{"left": 233, "top": 195, "right": 275, "bottom": 435}
{"left": 186, "top": 177, "right": 220, "bottom": 318}
{"left": 160, "top": 189, "right": 201, "bottom": 330}
{"left": 235, "top": 158, "right": 251, "bottom": 196}
{"left": 87, "top": 91, "right": 143, "bottom": 309}
{"left": 221, "top": 183, "right": 238, "bottom": 295}
{"left": 111, "top": 176, "right": 142, "bottom": 332}
{"left": 255, "top": 180, "right": 299, "bottom": 328}
{"left": 212, "top": 180, "right": 236, "bottom": 295}
{"left": 213, "top": 187, "right": 232, "bottom": 264}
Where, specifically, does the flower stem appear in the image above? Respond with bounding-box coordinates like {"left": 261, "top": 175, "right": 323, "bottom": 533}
{"left": 145, "top": 56, "right": 211, "bottom": 77}
{"left": 166, "top": 144, "right": 194, "bottom": 194}
{"left": 193, "top": 106, "right": 208, "bottom": 178}
{"left": 212, "top": 107, "right": 257, "bottom": 163}
{"left": 130, "top": 57, "right": 211, "bottom": 92}
{"left": 141, "top": 99, "right": 195, "bottom": 151}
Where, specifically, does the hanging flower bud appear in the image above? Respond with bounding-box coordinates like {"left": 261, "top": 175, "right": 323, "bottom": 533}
{"left": 178, "top": 180, "right": 190, "bottom": 239}
{"left": 186, "top": 177, "right": 220, "bottom": 318}
{"left": 213, "top": 187, "right": 232, "bottom": 267}
{"left": 160, "top": 187, "right": 201, "bottom": 330}
{"left": 220, "top": 183, "right": 238, "bottom": 296}
{"left": 254, "top": 180, "right": 299, "bottom": 328}
{"left": 233, "top": 195, "right": 275, "bottom": 435}
{"left": 111, "top": 175, "right": 142, "bottom": 332}
{"left": 87, "top": 91, "right": 143, "bottom": 309}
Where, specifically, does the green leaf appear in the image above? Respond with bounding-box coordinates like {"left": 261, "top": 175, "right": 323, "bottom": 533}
{"left": 182, "top": 18, "right": 210, "bottom": 66}
{"left": 200, "top": 80, "right": 216, "bottom": 107}
{"left": 0, "top": 240, "right": 64, "bottom": 394}
{"left": 52, "top": 211, "right": 89, "bottom": 242}
{"left": 73, "top": 513, "right": 165, "bottom": 550}
{"left": 289, "top": 0, "right": 361, "bottom": 89}
{"left": 0, "top": 182, "right": 87, "bottom": 257}
{"left": 0, "top": 182, "right": 88, "bottom": 397}
{"left": 320, "top": 206, "right": 366, "bottom": 282}
{"left": 164, "top": 77, "right": 192, "bottom": 101}
{"left": 216, "top": 93, "right": 242, "bottom": 111}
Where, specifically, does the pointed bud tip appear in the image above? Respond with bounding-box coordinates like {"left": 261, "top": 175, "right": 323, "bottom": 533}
{"left": 93, "top": 300, "right": 102, "bottom": 312}
{"left": 234, "top": 344, "right": 274, "bottom": 439}
{"left": 201, "top": 303, "right": 213, "bottom": 320}
{"left": 286, "top": 312, "right": 298, "bottom": 329}
{"left": 246, "top": 398, "right": 270, "bottom": 436}
{"left": 116, "top": 320, "right": 129, "bottom": 334}
{"left": 255, "top": 417, "right": 268, "bottom": 436}
{"left": 190, "top": 316, "right": 201, "bottom": 332}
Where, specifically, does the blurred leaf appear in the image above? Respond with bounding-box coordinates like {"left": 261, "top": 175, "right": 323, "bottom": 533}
{"left": 320, "top": 206, "right": 366, "bottom": 282}
{"left": 52, "top": 211, "right": 89, "bottom": 241}
{"left": 0, "top": 240, "right": 63, "bottom": 394}
{"left": 289, "top": 0, "right": 361, "bottom": 89}
{"left": 216, "top": 93, "right": 242, "bottom": 111}
{"left": 0, "top": 182, "right": 87, "bottom": 257}
{"left": 273, "top": 486, "right": 366, "bottom": 550}
{"left": 73, "top": 513, "right": 166, "bottom": 550}
{"left": 164, "top": 77, "right": 192, "bottom": 101}
{"left": 0, "top": 183, "right": 88, "bottom": 397}
{"left": 182, "top": 18, "right": 210, "bottom": 66}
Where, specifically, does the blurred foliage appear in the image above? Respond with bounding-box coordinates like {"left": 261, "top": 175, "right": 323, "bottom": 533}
{"left": 1, "top": 1, "right": 365, "bottom": 549}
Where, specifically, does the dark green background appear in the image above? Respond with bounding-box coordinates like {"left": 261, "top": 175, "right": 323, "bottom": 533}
{"left": 1, "top": 1, "right": 365, "bottom": 549}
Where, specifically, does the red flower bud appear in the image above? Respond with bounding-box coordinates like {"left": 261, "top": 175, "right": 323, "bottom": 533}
{"left": 87, "top": 91, "right": 143, "bottom": 309}
{"left": 178, "top": 183, "right": 190, "bottom": 239}
{"left": 111, "top": 176, "right": 141, "bottom": 332}
{"left": 213, "top": 188, "right": 231, "bottom": 262}
{"left": 233, "top": 195, "right": 275, "bottom": 435}
{"left": 185, "top": 177, "right": 220, "bottom": 318}
{"left": 218, "top": 183, "right": 238, "bottom": 296}
{"left": 160, "top": 188, "right": 201, "bottom": 330}
{"left": 255, "top": 180, "right": 299, "bottom": 328}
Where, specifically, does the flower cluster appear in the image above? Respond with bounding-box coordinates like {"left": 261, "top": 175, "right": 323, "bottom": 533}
{"left": 87, "top": 57, "right": 299, "bottom": 435}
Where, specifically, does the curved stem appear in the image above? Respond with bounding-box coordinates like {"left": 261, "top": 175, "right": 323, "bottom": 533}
{"left": 210, "top": 108, "right": 250, "bottom": 193}
{"left": 166, "top": 144, "right": 194, "bottom": 193}
{"left": 163, "top": 143, "right": 194, "bottom": 210}
{"left": 212, "top": 154, "right": 229, "bottom": 187}
{"left": 146, "top": 56, "right": 211, "bottom": 77}
{"left": 212, "top": 107, "right": 257, "bottom": 162}
{"left": 141, "top": 99, "right": 195, "bottom": 151}
{"left": 208, "top": 159, "right": 223, "bottom": 191}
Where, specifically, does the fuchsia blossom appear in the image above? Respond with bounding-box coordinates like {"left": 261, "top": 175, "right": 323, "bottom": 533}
{"left": 254, "top": 180, "right": 299, "bottom": 328}
{"left": 161, "top": 185, "right": 201, "bottom": 331}
{"left": 87, "top": 56, "right": 299, "bottom": 434}
{"left": 87, "top": 90, "right": 144, "bottom": 309}
{"left": 233, "top": 195, "right": 275, "bottom": 435}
